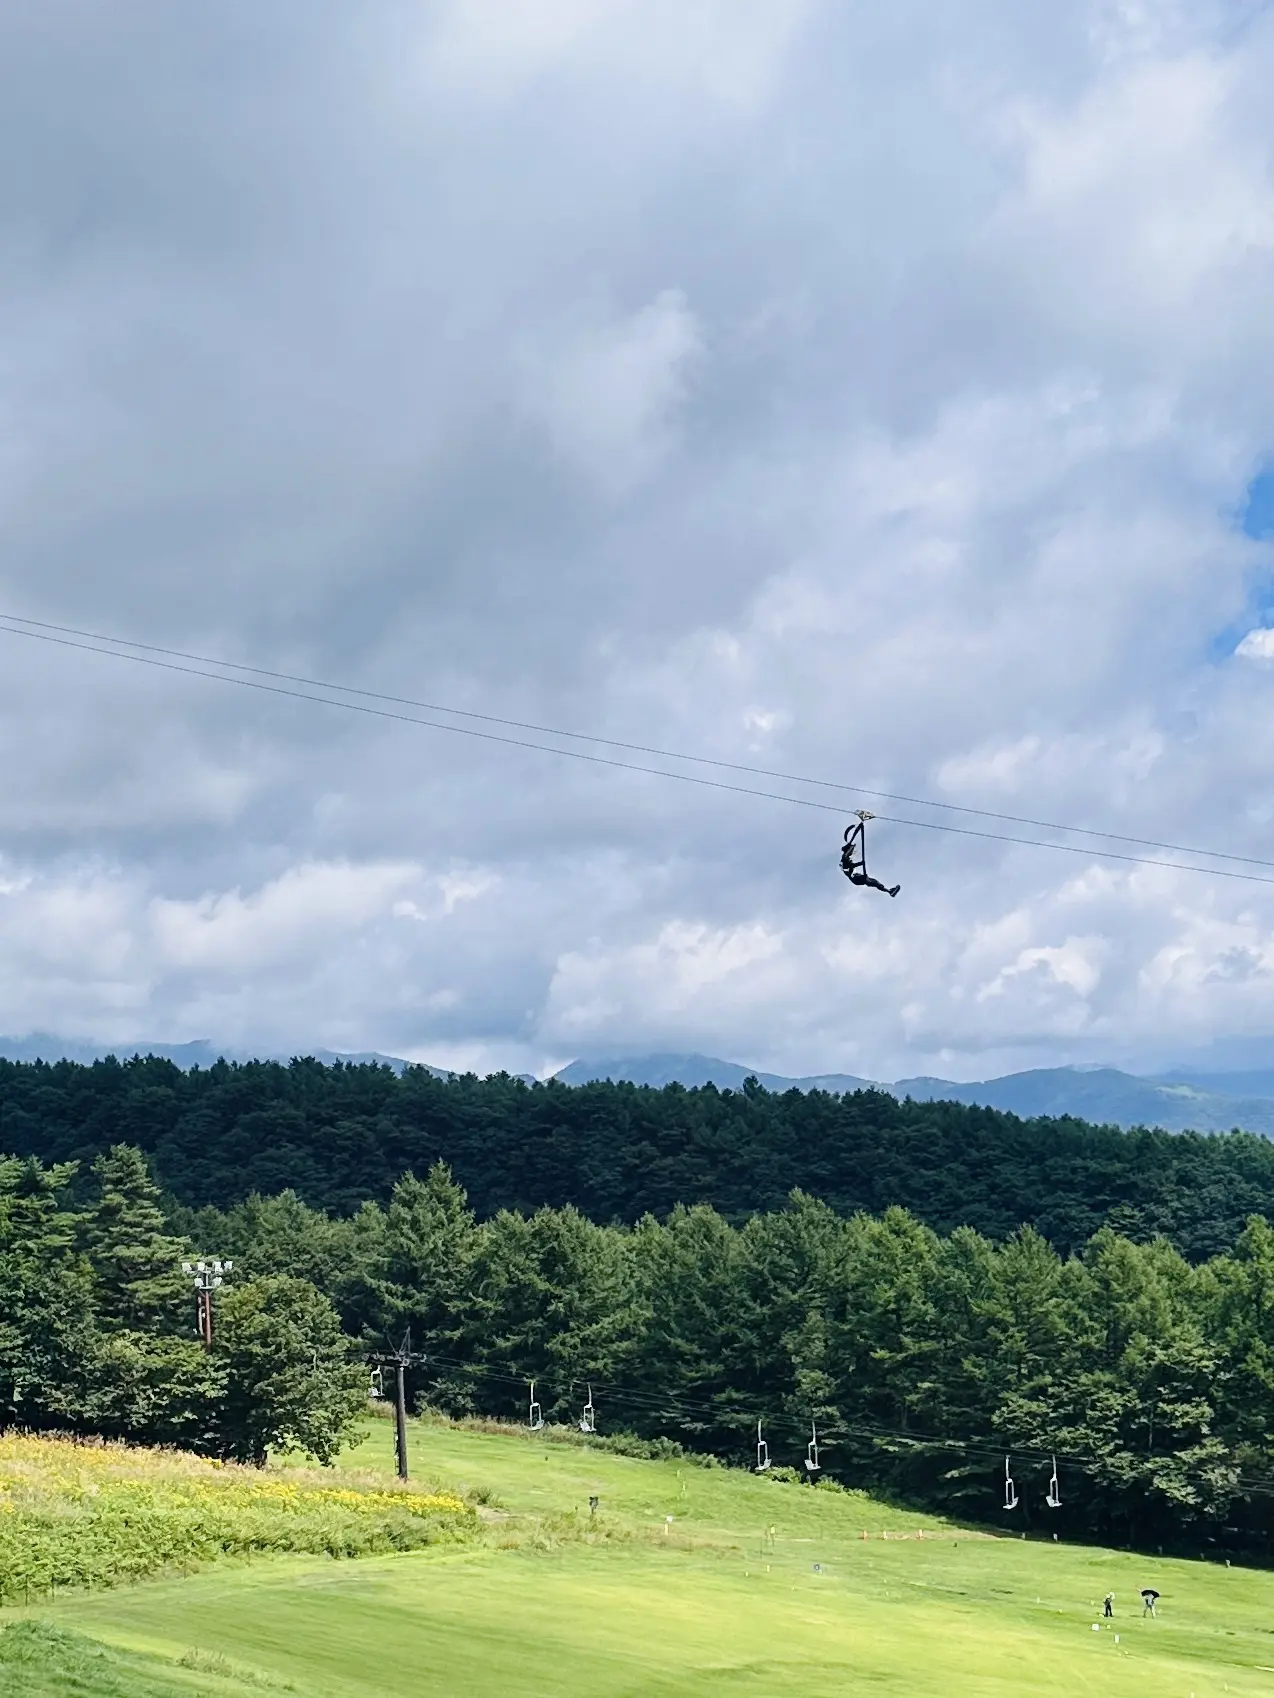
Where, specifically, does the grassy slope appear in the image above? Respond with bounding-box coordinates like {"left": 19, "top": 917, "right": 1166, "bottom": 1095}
{"left": 10, "top": 1417, "right": 1274, "bottom": 1697}
{"left": 0, "top": 1433, "right": 476, "bottom": 1604}
{"left": 0, "top": 1621, "right": 280, "bottom": 1698}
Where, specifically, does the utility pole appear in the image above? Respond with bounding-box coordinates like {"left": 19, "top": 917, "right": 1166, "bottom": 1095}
{"left": 368, "top": 1330, "right": 427, "bottom": 1480}
{"left": 181, "top": 1259, "right": 233, "bottom": 1347}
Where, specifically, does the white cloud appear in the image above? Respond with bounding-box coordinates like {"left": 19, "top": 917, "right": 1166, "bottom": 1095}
{"left": 0, "top": 855, "right": 508, "bottom": 1053}
{"left": 978, "top": 937, "right": 1107, "bottom": 1003}
{"left": 545, "top": 919, "right": 786, "bottom": 1038}
{"left": 148, "top": 862, "right": 422, "bottom": 971}
{"left": 519, "top": 290, "right": 702, "bottom": 495}
{"left": 994, "top": 48, "right": 1274, "bottom": 354}
{"left": 3, "top": 0, "right": 1274, "bottom": 1082}
{"left": 438, "top": 870, "right": 499, "bottom": 913}
{"left": 424, "top": 0, "right": 622, "bottom": 91}
{"left": 421, "top": 0, "right": 815, "bottom": 110}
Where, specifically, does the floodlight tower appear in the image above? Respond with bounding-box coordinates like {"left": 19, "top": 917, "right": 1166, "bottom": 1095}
{"left": 181, "top": 1258, "right": 233, "bottom": 1347}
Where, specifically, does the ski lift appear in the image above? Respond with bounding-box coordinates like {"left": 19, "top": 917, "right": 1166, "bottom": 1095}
{"left": 1003, "top": 1457, "right": 1018, "bottom": 1511}
{"left": 804, "top": 1420, "right": 821, "bottom": 1476}
{"left": 579, "top": 1384, "right": 596, "bottom": 1435}
{"left": 1045, "top": 1456, "right": 1061, "bottom": 1510}
{"left": 755, "top": 1419, "right": 770, "bottom": 1473}
{"left": 839, "top": 810, "right": 901, "bottom": 899}
{"left": 528, "top": 1379, "right": 543, "bottom": 1432}
{"left": 368, "top": 1365, "right": 385, "bottom": 1401}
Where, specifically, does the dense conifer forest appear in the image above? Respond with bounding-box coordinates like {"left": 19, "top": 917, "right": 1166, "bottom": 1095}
{"left": 2, "top": 1054, "right": 1274, "bottom": 1255}
{"left": 0, "top": 1145, "right": 364, "bottom": 1463}
{"left": 6, "top": 1055, "right": 1274, "bottom": 1553}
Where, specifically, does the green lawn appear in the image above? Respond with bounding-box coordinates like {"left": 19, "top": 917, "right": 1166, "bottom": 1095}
{"left": 0, "top": 1621, "right": 273, "bottom": 1697}
{"left": 6, "top": 1415, "right": 1274, "bottom": 1696}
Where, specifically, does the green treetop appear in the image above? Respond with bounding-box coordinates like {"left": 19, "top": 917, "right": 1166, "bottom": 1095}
{"left": 83, "top": 1144, "right": 192, "bottom": 1333}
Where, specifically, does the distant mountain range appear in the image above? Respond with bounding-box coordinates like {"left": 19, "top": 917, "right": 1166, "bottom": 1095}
{"left": 553, "top": 1052, "right": 1274, "bottom": 1136}
{"left": 5, "top": 1033, "right": 1274, "bottom": 1136}
{"left": 0, "top": 1033, "right": 419, "bottom": 1074}
{"left": 553, "top": 1052, "right": 877, "bottom": 1094}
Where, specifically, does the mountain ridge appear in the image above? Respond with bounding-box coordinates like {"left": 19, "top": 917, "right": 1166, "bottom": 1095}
{"left": 554, "top": 1052, "right": 1274, "bottom": 1135}
{"left": 0, "top": 1032, "right": 420, "bottom": 1074}
{"left": 5, "top": 1034, "right": 1274, "bottom": 1136}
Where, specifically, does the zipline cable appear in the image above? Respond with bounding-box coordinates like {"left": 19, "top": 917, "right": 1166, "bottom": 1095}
{"left": 3, "top": 614, "right": 1274, "bottom": 886}
{"left": 2, "top": 611, "right": 1268, "bottom": 869}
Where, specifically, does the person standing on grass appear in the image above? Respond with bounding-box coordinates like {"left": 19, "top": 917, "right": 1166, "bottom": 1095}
{"left": 1103, "top": 1594, "right": 1114, "bottom": 1619}
{"left": 1141, "top": 1588, "right": 1159, "bottom": 1617}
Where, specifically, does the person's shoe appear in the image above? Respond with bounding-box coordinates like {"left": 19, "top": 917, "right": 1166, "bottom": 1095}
{"left": 889, "top": 884, "right": 901, "bottom": 897}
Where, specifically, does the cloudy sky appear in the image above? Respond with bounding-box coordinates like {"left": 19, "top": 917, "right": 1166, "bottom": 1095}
{"left": 2, "top": 0, "right": 1274, "bottom": 1082}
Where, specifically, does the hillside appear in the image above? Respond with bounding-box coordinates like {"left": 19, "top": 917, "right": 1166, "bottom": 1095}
{"left": 0, "top": 1032, "right": 417, "bottom": 1072}
{"left": 5, "top": 1053, "right": 1274, "bottom": 1256}
{"left": 554, "top": 1051, "right": 878, "bottom": 1093}
{"left": 895, "top": 1066, "right": 1274, "bottom": 1134}
{"left": 0, "top": 1433, "right": 475, "bottom": 1602}
{"left": 11, "top": 1038, "right": 1274, "bottom": 1134}
{"left": 7, "top": 1417, "right": 1274, "bottom": 1697}
{"left": 557, "top": 1053, "right": 1274, "bottom": 1135}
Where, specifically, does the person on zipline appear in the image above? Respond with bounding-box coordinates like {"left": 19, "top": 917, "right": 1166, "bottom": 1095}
{"left": 840, "top": 818, "right": 900, "bottom": 898}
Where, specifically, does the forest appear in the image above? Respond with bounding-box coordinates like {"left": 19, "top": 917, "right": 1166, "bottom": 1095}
{"left": 3, "top": 1053, "right": 1274, "bottom": 1256}
{"left": 188, "top": 1161, "right": 1274, "bottom": 1554}
{"left": 0, "top": 1146, "right": 365, "bottom": 1465}
{"left": 6, "top": 1055, "right": 1274, "bottom": 1553}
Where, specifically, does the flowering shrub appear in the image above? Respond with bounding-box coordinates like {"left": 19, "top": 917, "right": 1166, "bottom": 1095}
{"left": 0, "top": 1434, "right": 475, "bottom": 1600}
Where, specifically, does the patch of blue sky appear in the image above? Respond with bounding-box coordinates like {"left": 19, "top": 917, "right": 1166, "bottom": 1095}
{"left": 1209, "top": 464, "right": 1274, "bottom": 662}
{"left": 1243, "top": 464, "right": 1274, "bottom": 541}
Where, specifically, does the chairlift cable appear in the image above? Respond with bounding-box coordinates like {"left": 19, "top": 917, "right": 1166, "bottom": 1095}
{"left": 409, "top": 1348, "right": 1274, "bottom": 1500}
{"left": 2, "top": 614, "right": 1273, "bottom": 887}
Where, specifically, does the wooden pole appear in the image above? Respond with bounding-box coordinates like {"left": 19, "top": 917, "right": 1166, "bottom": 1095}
{"left": 394, "top": 1360, "right": 409, "bottom": 1480}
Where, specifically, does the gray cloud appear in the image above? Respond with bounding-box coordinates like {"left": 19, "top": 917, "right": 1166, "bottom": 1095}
{"left": 2, "top": 0, "right": 1274, "bottom": 1079}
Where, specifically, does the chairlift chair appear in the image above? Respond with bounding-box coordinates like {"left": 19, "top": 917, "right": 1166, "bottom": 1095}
{"left": 755, "top": 1419, "right": 771, "bottom": 1473}
{"left": 579, "top": 1384, "right": 596, "bottom": 1435}
{"left": 804, "top": 1420, "right": 821, "bottom": 1476}
{"left": 1003, "top": 1457, "right": 1019, "bottom": 1511}
{"left": 528, "top": 1379, "right": 543, "bottom": 1432}
{"left": 368, "top": 1365, "right": 385, "bottom": 1401}
{"left": 1046, "top": 1456, "right": 1061, "bottom": 1510}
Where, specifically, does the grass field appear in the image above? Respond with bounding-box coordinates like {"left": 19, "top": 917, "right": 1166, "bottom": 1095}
{"left": 0, "top": 1432, "right": 475, "bottom": 1604}
{"left": 5, "top": 1414, "right": 1274, "bottom": 1696}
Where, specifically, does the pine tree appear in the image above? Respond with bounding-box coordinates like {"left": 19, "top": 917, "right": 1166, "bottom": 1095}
{"left": 354, "top": 1163, "right": 479, "bottom": 1409}
{"left": 83, "top": 1145, "right": 191, "bottom": 1333}
{"left": 0, "top": 1156, "right": 99, "bottom": 1430}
